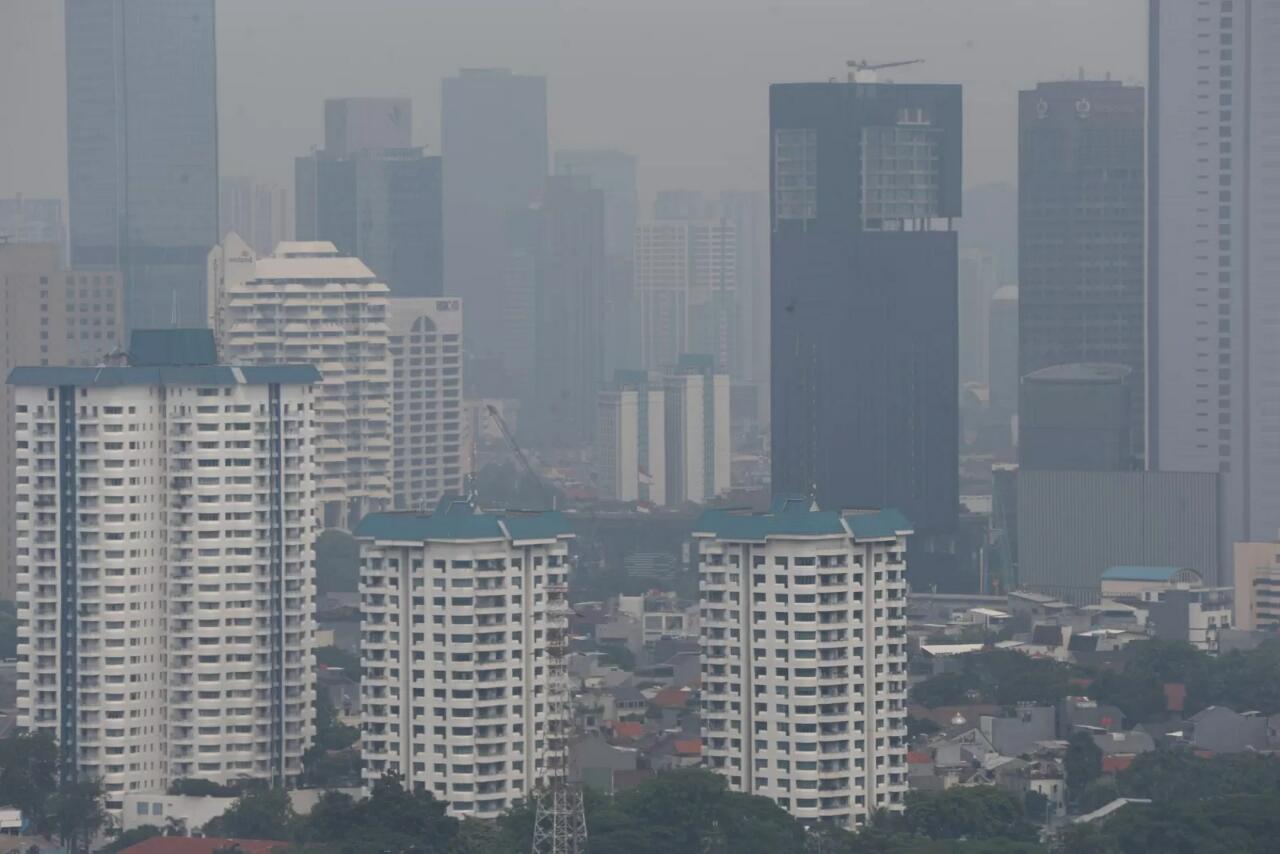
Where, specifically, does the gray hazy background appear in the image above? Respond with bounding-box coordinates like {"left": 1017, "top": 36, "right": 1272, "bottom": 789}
{"left": 0, "top": 0, "right": 1144, "bottom": 205}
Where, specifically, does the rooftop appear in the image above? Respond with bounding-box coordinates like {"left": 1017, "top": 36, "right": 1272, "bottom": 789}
{"left": 7, "top": 329, "right": 320, "bottom": 388}
{"left": 693, "top": 495, "right": 911, "bottom": 543}
{"left": 1024, "top": 362, "right": 1133, "bottom": 384}
{"left": 1101, "top": 566, "right": 1201, "bottom": 583}
{"left": 354, "top": 495, "right": 573, "bottom": 544}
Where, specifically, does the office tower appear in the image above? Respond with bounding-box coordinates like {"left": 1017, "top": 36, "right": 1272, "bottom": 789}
{"left": 665, "top": 355, "right": 730, "bottom": 505}
{"left": 11, "top": 329, "right": 317, "bottom": 807}
{"left": 636, "top": 220, "right": 737, "bottom": 374}
{"left": 715, "top": 190, "right": 771, "bottom": 398}
{"left": 220, "top": 240, "right": 391, "bottom": 528}
{"left": 988, "top": 285, "right": 1020, "bottom": 444}
{"left": 554, "top": 150, "right": 637, "bottom": 260}
{"left": 1, "top": 244, "right": 123, "bottom": 600}
{"left": 1018, "top": 79, "right": 1145, "bottom": 456}
{"left": 65, "top": 0, "right": 219, "bottom": 331}
{"left": 354, "top": 498, "right": 574, "bottom": 817}
{"left": 387, "top": 298, "right": 467, "bottom": 511}
{"left": 555, "top": 150, "right": 639, "bottom": 377}
{"left": 959, "top": 249, "right": 998, "bottom": 387}
{"left": 1020, "top": 364, "right": 1135, "bottom": 471}
{"left": 770, "top": 78, "right": 961, "bottom": 543}
{"left": 0, "top": 198, "right": 66, "bottom": 255}
{"left": 205, "top": 232, "right": 258, "bottom": 349}
{"left": 296, "top": 98, "right": 443, "bottom": 298}
{"left": 527, "top": 175, "right": 607, "bottom": 448}
{"left": 220, "top": 177, "right": 293, "bottom": 256}
{"left": 597, "top": 371, "right": 666, "bottom": 504}
{"left": 442, "top": 69, "right": 548, "bottom": 370}
{"left": 696, "top": 497, "right": 911, "bottom": 829}
{"left": 1149, "top": 0, "right": 1280, "bottom": 554}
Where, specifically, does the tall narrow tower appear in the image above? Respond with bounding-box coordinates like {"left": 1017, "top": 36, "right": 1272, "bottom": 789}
{"left": 531, "top": 560, "right": 587, "bottom": 854}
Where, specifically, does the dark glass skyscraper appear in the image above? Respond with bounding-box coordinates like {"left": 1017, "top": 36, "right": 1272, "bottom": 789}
{"left": 1018, "top": 80, "right": 1145, "bottom": 460}
{"left": 296, "top": 98, "right": 443, "bottom": 297}
{"left": 442, "top": 69, "right": 548, "bottom": 373}
{"left": 65, "top": 0, "right": 219, "bottom": 331}
{"left": 770, "top": 79, "right": 961, "bottom": 544}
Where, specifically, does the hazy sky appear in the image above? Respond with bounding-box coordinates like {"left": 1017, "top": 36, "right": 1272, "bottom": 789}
{"left": 1, "top": 0, "right": 1145, "bottom": 209}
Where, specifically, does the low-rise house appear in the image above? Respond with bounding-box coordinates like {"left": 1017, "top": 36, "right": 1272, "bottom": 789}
{"left": 1092, "top": 730, "right": 1156, "bottom": 773}
{"left": 980, "top": 705, "right": 1056, "bottom": 757}
{"left": 571, "top": 734, "right": 640, "bottom": 793}
{"left": 1059, "top": 697, "right": 1123, "bottom": 738}
{"left": 1188, "top": 706, "right": 1271, "bottom": 754}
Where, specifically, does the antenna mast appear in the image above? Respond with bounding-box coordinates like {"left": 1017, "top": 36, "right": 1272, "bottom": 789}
{"left": 530, "top": 571, "right": 588, "bottom": 854}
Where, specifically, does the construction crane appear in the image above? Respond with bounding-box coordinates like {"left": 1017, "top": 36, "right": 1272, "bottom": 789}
{"left": 485, "top": 404, "right": 555, "bottom": 510}
{"left": 847, "top": 58, "right": 923, "bottom": 83}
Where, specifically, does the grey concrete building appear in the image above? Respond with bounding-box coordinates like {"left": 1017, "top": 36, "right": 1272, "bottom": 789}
{"left": 1016, "top": 469, "right": 1221, "bottom": 603}
{"left": 1020, "top": 363, "right": 1135, "bottom": 471}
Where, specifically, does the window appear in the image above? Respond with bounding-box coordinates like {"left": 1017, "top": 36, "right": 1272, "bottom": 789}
{"left": 862, "top": 125, "right": 940, "bottom": 222}
{"left": 775, "top": 128, "right": 817, "bottom": 222}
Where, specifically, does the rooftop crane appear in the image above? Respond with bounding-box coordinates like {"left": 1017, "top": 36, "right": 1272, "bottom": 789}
{"left": 485, "top": 404, "right": 555, "bottom": 510}
{"left": 847, "top": 58, "right": 924, "bottom": 83}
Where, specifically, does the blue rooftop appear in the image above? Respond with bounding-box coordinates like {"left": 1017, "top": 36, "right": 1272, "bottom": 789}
{"left": 354, "top": 495, "right": 573, "bottom": 544}
{"left": 694, "top": 496, "right": 911, "bottom": 542}
{"left": 1101, "top": 566, "right": 1194, "bottom": 583}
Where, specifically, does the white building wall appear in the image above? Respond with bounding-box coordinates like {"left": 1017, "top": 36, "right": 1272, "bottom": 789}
{"left": 357, "top": 517, "right": 572, "bottom": 817}
{"left": 13, "top": 375, "right": 317, "bottom": 811}
{"left": 698, "top": 512, "right": 909, "bottom": 829}
{"left": 1150, "top": 0, "right": 1280, "bottom": 557}
{"left": 387, "top": 297, "right": 466, "bottom": 511}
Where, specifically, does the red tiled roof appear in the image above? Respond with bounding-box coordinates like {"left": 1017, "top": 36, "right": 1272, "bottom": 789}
{"left": 674, "top": 739, "right": 701, "bottom": 756}
{"left": 1101, "top": 755, "right": 1134, "bottom": 775}
{"left": 652, "top": 688, "right": 691, "bottom": 708}
{"left": 610, "top": 720, "right": 647, "bottom": 740}
{"left": 1164, "top": 682, "right": 1187, "bottom": 713}
{"left": 120, "top": 838, "right": 287, "bottom": 854}
{"left": 906, "top": 751, "right": 933, "bottom": 765}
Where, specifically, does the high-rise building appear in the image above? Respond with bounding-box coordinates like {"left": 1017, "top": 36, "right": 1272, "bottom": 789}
{"left": 205, "top": 232, "right": 258, "bottom": 348}
{"left": 1020, "top": 363, "right": 1135, "bottom": 471}
{"left": 989, "top": 285, "right": 1020, "bottom": 446}
{"left": 665, "top": 354, "right": 730, "bottom": 505}
{"left": 10, "top": 329, "right": 317, "bottom": 807}
{"left": 65, "top": 0, "right": 219, "bottom": 331}
{"left": 596, "top": 371, "right": 666, "bottom": 505}
{"left": 555, "top": 150, "right": 639, "bottom": 379}
{"left": 696, "top": 497, "right": 911, "bottom": 829}
{"left": 770, "top": 78, "right": 962, "bottom": 543}
{"left": 296, "top": 98, "right": 443, "bottom": 298}
{"left": 1148, "top": 0, "right": 1280, "bottom": 552}
{"left": 0, "top": 198, "right": 66, "bottom": 256}
{"left": 387, "top": 298, "right": 467, "bottom": 511}
{"left": 959, "top": 249, "right": 998, "bottom": 387}
{"left": 636, "top": 220, "right": 737, "bottom": 374}
{"left": 1018, "top": 79, "right": 1145, "bottom": 457}
{"left": 220, "top": 240, "right": 391, "bottom": 528}
{"left": 527, "top": 176, "right": 606, "bottom": 448}
{"left": 220, "top": 177, "right": 292, "bottom": 257}
{"left": 715, "top": 191, "right": 771, "bottom": 400}
{"left": 354, "top": 498, "right": 574, "bottom": 817}
{"left": 1, "top": 244, "right": 123, "bottom": 600}
{"left": 442, "top": 69, "right": 548, "bottom": 369}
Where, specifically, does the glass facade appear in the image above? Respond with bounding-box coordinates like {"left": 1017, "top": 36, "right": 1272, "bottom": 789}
{"left": 66, "top": 0, "right": 219, "bottom": 331}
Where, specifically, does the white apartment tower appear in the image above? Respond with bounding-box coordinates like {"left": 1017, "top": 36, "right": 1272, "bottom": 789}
{"left": 596, "top": 370, "right": 666, "bottom": 505}
{"left": 666, "top": 354, "right": 730, "bottom": 505}
{"left": 1149, "top": 0, "right": 1280, "bottom": 565}
{"left": 10, "top": 330, "right": 318, "bottom": 810}
{"left": 354, "top": 498, "right": 574, "bottom": 817}
{"left": 387, "top": 298, "right": 467, "bottom": 511}
{"left": 221, "top": 240, "right": 391, "bottom": 528}
{"left": 696, "top": 497, "right": 911, "bottom": 829}
{"left": 636, "top": 220, "right": 737, "bottom": 373}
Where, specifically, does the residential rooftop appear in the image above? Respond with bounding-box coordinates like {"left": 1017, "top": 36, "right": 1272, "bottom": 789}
{"left": 693, "top": 495, "right": 911, "bottom": 542}
{"left": 354, "top": 494, "right": 573, "bottom": 544}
